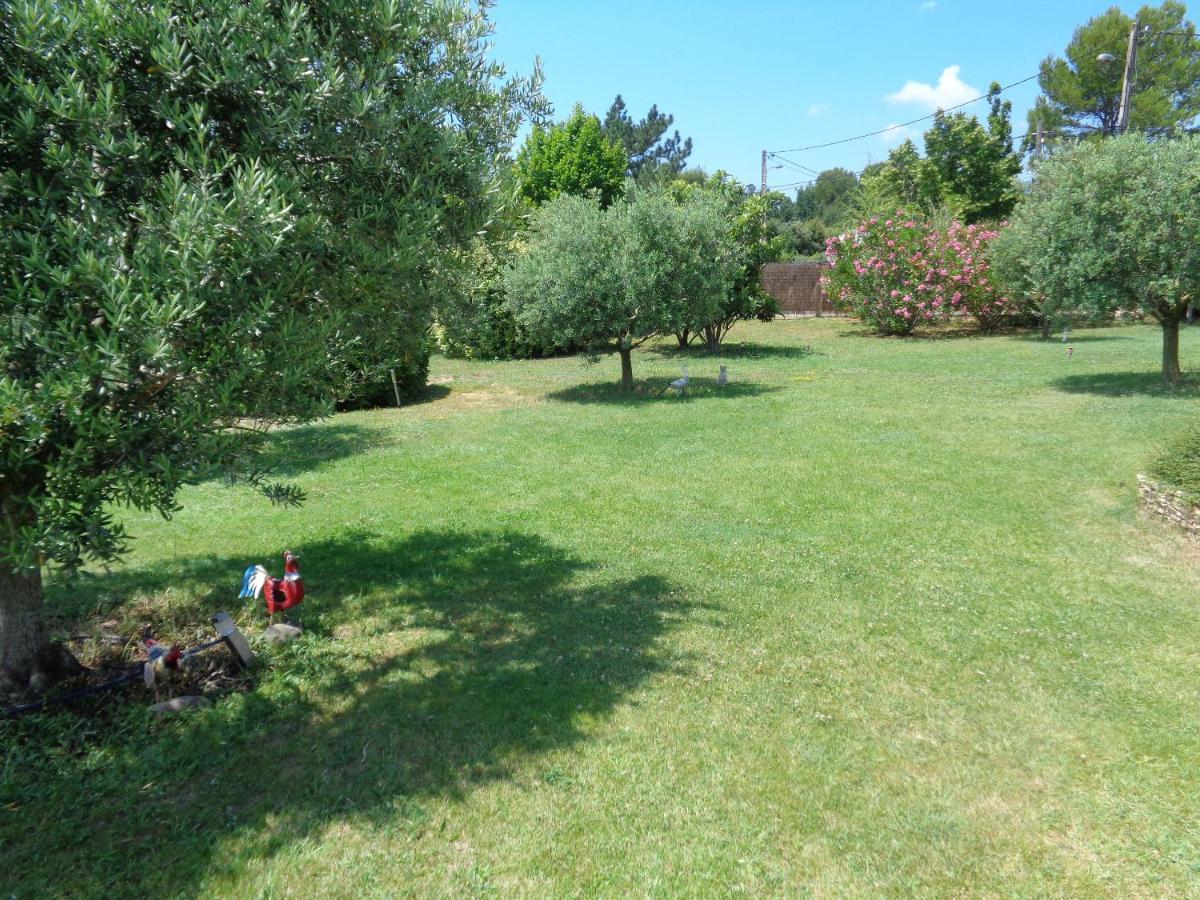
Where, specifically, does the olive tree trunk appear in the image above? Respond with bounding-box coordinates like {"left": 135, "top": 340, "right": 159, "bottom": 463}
{"left": 703, "top": 324, "right": 723, "bottom": 354}
{"left": 619, "top": 347, "right": 634, "bottom": 392}
{"left": 1162, "top": 316, "right": 1182, "bottom": 385}
{"left": 0, "top": 562, "right": 48, "bottom": 690}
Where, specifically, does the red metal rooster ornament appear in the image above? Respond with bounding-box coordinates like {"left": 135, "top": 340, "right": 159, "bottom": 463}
{"left": 239, "top": 551, "right": 305, "bottom": 619}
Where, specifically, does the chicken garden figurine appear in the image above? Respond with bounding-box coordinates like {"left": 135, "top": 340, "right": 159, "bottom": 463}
{"left": 239, "top": 551, "right": 305, "bottom": 621}
{"left": 141, "top": 634, "right": 183, "bottom": 700}
{"left": 672, "top": 364, "right": 691, "bottom": 396}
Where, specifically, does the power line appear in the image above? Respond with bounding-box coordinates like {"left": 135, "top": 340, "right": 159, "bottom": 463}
{"left": 765, "top": 127, "right": 1045, "bottom": 193}
{"left": 772, "top": 155, "right": 820, "bottom": 177}
{"left": 777, "top": 157, "right": 821, "bottom": 177}
{"left": 768, "top": 65, "right": 1065, "bottom": 157}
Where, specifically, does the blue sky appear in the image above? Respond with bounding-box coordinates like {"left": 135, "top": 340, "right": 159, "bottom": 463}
{"left": 490, "top": 0, "right": 1135, "bottom": 191}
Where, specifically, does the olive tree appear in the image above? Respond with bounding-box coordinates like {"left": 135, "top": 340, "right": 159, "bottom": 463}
{"left": 0, "top": 0, "right": 541, "bottom": 691}
{"left": 990, "top": 134, "right": 1200, "bottom": 384}
{"left": 504, "top": 187, "right": 737, "bottom": 390}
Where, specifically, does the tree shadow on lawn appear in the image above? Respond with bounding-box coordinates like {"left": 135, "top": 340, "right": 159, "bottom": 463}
{"left": 834, "top": 325, "right": 1022, "bottom": 341}
{"left": 336, "top": 383, "right": 452, "bottom": 412}
{"left": 1011, "top": 332, "right": 1136, "bottom": 343}
{"left": 652, "top": 342, "right": 819, "bottom": 361}
{"left": 254, "top": 421, "right": 384, "bottom": 478}
{"left": 1052, "top": 371, "right": 1200, "bottom": 398}
{"left": 6, "top": 529, "right": 696, "bottom": 895}
{"left": 547, "top": 378, "right": 780, "bottom": 405}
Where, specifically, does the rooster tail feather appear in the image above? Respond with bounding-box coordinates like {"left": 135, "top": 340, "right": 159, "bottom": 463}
{"left": 239, "top": 565, "right": 269, "bottom": 599}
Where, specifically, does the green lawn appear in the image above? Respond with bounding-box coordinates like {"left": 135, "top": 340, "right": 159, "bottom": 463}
{"left": 4, "top": 318, "right": 1200, "bottom": 896}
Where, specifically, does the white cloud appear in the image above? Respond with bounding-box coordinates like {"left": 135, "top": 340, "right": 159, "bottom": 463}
{"left": 886, "top": 65, "right": 981, "bottom": 111}
{"left": 880, "top": 124, "right": 914, "bottom": 146}
{"left": 808, "top": 103, "right": 827, "bottom": 116}
{"left": 918, "top": 1, "right": 937, "bottom": 12}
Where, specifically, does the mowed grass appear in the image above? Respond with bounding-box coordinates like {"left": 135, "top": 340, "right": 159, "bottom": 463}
{"left": 4, "top": 318, "right": 1200, "bottom": 896}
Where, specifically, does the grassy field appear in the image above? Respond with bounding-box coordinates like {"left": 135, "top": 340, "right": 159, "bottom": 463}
{"left": 4, "top": 318, "right": 1200, "bottom": 896}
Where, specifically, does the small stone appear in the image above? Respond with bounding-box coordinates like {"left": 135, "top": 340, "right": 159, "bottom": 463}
{"left": 151, "top": 695, "right": 212, "bottom": 715}
{"left": 263, "top": 623, "right": 303, "bottom": 644}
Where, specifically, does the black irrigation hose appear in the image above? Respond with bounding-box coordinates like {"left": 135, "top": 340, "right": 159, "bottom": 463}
{"left": 1, "top": 667, "right": 142, "bottom": 718}
{"left": 2, "top": 636, "right": 234, "bottom": 719}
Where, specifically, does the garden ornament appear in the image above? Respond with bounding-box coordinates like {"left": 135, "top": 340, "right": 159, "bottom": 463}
{"left": 239, "top": 551, "right": 305, "bottom": 620}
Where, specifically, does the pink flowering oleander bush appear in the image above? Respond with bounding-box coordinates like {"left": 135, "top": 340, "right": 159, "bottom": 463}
{"left": 821, "top": 214, "right": 934, "bottom": 335}
{"left": 822, "top": 212, "right": 1015, "bottom": 334}
{"left": 934, "top": 221, "right": 1012, "bottom": 331}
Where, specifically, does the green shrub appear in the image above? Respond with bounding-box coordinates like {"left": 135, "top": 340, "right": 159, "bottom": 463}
{"left": 1148, "top": 425, "right": 1200, "bottom": 496}
{"left": 338, "top": 341, "right": 432, "bottom": 410}
{"left": 436, "top": 242, "right": 565, "bottom": 360}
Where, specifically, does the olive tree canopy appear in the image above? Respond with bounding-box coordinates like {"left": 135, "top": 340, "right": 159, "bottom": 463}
{"left": 990, "top": 134, "right": 1200, "bottom": 384}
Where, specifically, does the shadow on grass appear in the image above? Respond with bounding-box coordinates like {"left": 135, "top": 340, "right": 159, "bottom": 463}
{"left": 1012, "top": 332, "right": 1136, "bottom": 344}
{"left": 547, "top": 378, "right": 780, "bottom": 405}
{"left": 833, "top": 325, "right": 1022, "bottom": 341}
{"left": 403, "top": 383, "right": 452, "bottom": 406}
{"left": 255, "top": 422, "right": 382, "bottom": 478}
{"left": 652, "top": 342, "right": 819, "bottom": 361}
{"left": 837, "top": 324, "right": 1147, "bottom": 344}
{"left": 336, "top": 383, "right": 452, "bottom": 413}
{"left": 1052, "top": 371, "right": 1200, "bottom": 398}
{"left": 6, "top": 529, "right": 693, "bottom": 895}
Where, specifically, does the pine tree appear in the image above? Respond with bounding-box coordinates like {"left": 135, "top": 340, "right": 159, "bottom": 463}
{"left": 602, "top": 95, "right": 693, "bottom": 181}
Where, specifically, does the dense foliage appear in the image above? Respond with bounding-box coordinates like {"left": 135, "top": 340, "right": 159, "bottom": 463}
{"left": 671, "top": 174, "right": 785, "bottom": 351}
{"left": 767, "top": 168, "right": 862, "bottom": 259}
{"left": 1026, "top": 1, "right": 1200, "bottom": 145}
{"left": 0, "top": 0, "right": 541, "bottom": 686}
{"left": 860, "top": 86, "right": 1021, "bottom": 224}
{"left": 436, "top": 239, "right": 558, "bottom": 360}
{"left": 504, "top": 188, "right": 737, "bottom": 389}
{"left": 990, "top": 134, "right": 1200, "bottom": 383}
{"left": 515, "top": 104, "right": 627, "bottom": 208}
{"left": 823, "top": 215, "right": 1014, "bottom": 334}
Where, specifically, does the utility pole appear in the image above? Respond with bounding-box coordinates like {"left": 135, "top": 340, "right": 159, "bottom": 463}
{"left": 1115, "top": 20, "right": 1140, "bottom": 134}
{"left": 1035, "top": 122, "right": 1045, "bottom": 159}
{"left": 761, "top": 149, "right": 767, "bottom": 195}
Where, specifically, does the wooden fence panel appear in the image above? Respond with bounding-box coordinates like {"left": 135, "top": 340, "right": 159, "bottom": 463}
{"left": 760, "top": 261, "right": 836, "bottom": 316}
